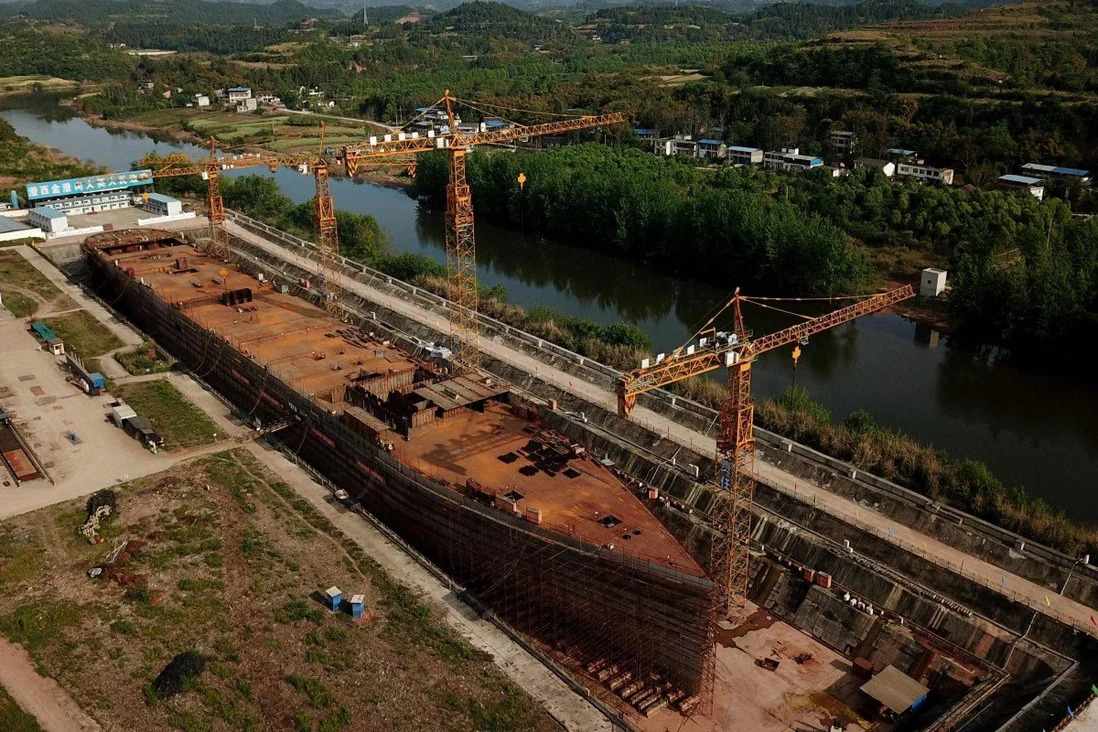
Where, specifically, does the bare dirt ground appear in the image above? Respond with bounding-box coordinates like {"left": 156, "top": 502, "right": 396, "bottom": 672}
{"left": 0, "top": 449, "right": 558, "bottom": 732}
{"left": 0, "top": 636, "right": 99, "bottom": 732}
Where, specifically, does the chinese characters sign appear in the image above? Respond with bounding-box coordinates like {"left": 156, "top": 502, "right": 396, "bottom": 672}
{"left": 25, "top": 170, "right": 153, "bottom": 202}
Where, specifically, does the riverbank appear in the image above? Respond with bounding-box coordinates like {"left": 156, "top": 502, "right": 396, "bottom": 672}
{"left": 0, "top": 118, "right": 105, "bottom": 190}
{"left": 74, "top": 111, "right": 205, "bottom": 146}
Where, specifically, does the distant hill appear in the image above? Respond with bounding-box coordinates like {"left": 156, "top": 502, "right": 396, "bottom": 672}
{"left": 425, "top": 1, "right": 567, "bottom": 36}
{"left": 0, "top": 0, "right": 342, "bottom": 25}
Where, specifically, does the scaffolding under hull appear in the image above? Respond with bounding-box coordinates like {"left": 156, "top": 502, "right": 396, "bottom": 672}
{"left": 84, "top": 244, "right": 713, "bottom": 698}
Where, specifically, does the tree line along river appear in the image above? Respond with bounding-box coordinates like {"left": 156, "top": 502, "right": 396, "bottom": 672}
{"left": 3, "top": 98, "right": 1097, "bottom": 523}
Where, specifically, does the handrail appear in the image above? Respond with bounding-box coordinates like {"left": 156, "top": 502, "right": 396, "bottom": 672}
{"left": 222, "top": 209, "right": 1098, "bottom": 625}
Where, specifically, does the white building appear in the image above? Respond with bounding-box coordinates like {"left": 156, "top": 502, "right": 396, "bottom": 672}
{"left": 227, "top": 87, "right": 252, "bottom": 103}
{"left": 999, "top": 174, "right": 1045, "bottom": 200}
{"left": 896, "top": 162, "right": 954, "bottom": 186}
{"left": 655, "top": 135, "right": 698, "bottom": 157}
{"left": 193, "top": 94, "right": 210, "bottom": 107}
{"left": 854, "top": 158, "right": 896, "bottom": 178}
{"left": 920, "top": 268, "right": 947, "bottom": 298}
{"left": 29, "top": 207, "right": 68, "bottom": 234}
{"left": 1020, "top": 163, "right": 1091, "bottom": 186}
{"left": 256, "top": 92, "right": 282, "bottom": 106}
{"left": 0, "top": 216, "right": 43, "bottom": 243}
{"left": 727, "top": 146, "right": 763, "bottom": 166}
{"left": 144, "top": 193, "right": 183, "bottom": 217}
{"left": 236, "top": 98, "right": 258, "bottom": 113}
{"left": 763, "top": 148, "right": 822, "bottom": 172}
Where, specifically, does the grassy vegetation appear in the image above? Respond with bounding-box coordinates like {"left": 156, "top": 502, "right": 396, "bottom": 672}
{"left": 0, "top": 74, "right": 79, "bottom": 95}
{"left": 0, "top": 250, "right": 75, "bottom": 318}
{"left": 114, "top": 343, "right": 174, "bottom": 375}
{"left": 113, "top": 380, "right": 220, "bottom": 449}
{"left": 126, "top": 108, "right": 369, "bottom": 152}
{"left": 0, "top": 450, "right": 554, "bottom": 731}
{"left": 42, "top": 310, "right": 123, "bottom": 358}
{"left": 0, "top": 685, "right": 42, "bottom": 732}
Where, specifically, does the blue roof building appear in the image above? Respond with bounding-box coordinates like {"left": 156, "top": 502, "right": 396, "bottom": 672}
{"left": 1000, "top": 174, "right": 1043, "bottom": 186}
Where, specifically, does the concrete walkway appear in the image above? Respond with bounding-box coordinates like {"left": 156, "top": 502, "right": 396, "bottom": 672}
{"left": 225, "top": 219, "right": 1098, "bottom": 638}
{"left": 0, "top": 307, "right": 229, "bottom": 520}
{"left": 14, "top": 245, "right": 144, "bottom": 349}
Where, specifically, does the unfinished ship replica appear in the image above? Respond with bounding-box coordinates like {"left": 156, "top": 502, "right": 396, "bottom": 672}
{"left": 83, "top": 229, "right": 714, "bottom": 711}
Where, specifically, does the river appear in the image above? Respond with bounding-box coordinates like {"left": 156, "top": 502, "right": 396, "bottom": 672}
{"left": 4, "top": 98, "right": 1097, "bottom": 523}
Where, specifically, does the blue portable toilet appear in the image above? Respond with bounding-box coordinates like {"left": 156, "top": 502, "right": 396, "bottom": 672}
{"left": 349, "top": 594, "right": 365, "bottom": 618}
{"left": 10, "top": 190, "right": 19, "bottom": 209}
{"left": 324, "top": 586, "right": 342, "bottom": 611}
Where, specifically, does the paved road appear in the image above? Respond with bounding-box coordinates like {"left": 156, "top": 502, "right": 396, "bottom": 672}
{"left": 225, "top": 219, "right": 1098, "bottom": 638}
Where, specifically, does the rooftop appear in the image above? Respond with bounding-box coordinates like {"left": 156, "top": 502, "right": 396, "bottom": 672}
{"left": 1023, "top": 163, "right": 1090, "bottom": 177}
{"left": 860, "top": 665, "right": 929, "bottom": 714}
{"left": 31, "top": 206, "right": 67, "bottom": 219}
{"left": 999, "top": 174, "right": 1043, "bottom": 186}
{"left": 0, "top": 217, "right": 33, "bottom": 234}
{"left": 146, "top": 193, "right": 180, "bottom": 204}
{"left": 728, "top": 146, "right": 761, "bottom": 153}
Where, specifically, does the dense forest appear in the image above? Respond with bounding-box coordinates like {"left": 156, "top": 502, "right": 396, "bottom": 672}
{"left": 415, "top": 144, "right": 866, "bottom": 295}
{"left": 412, "top": 143, "right": 1098, "bottom": 360}
{"left": 588, "top": 0, "right": 975, "bottom": 43}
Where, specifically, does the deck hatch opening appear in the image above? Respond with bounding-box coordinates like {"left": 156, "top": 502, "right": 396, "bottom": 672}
{"left": 503, "top": 490, "right": 524, "bottom": 502}
{"left": 497, "top": 452, "right": 519, "bottom": 464}
{"left": 519, "top": 465, "right": 539, "bottom": 477}
{"left": 563, "top": 468, "right": 581, "bottom": 479}
{"left": 599, "top": 515, "right": 622, "bottom": 529}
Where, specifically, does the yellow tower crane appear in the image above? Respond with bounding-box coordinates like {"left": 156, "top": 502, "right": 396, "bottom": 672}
{"left": 139, "top": 130, "right": 345, "bottom": 313}
{"left": 616, "top": 285, "right": 915, "bottom": 626}
{"left": 341, "top": 91, "right": 625, "bottom": 373}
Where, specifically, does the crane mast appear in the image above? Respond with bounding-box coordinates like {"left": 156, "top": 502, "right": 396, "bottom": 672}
{"left": 140, "top": 134, "right": 350, "bottom": 313}
{"left": 341, "top": 91, "right": 625, "bottom": 372}
{"left": 616, "top": 285, "right": 915, "bottom": 625}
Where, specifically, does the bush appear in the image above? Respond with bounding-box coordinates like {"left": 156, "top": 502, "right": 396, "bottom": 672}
{"left": 843, "top": 409, "right": 876, "bottom": 434}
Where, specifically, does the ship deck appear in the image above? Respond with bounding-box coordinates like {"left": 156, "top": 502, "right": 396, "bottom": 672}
{"left": 87, "top": 232, "right": 705, "bottom": 579}
{"left": 396, "top": 404, "right": 705, "bottom": 577}
{"left": 100, "top": 239, "right": 417, "bottom": 398}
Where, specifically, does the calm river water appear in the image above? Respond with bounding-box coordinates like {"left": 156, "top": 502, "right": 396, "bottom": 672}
{"left": 3, "top": 98, "right": 1096, "bottom": 521}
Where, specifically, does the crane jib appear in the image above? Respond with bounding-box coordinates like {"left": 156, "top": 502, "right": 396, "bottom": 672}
{"left": 618, "top": 285, "right": 915, "bottom": 399}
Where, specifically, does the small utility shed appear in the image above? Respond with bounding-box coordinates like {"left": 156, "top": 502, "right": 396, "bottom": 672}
{"left": 860, "top": 665, "right": 929, "bottom": 719}
{"left": 124, "top": 415, "right": 163, "bottom": 447}
{"left": 111, "top": 403, "right": 137, "bottom": 428}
